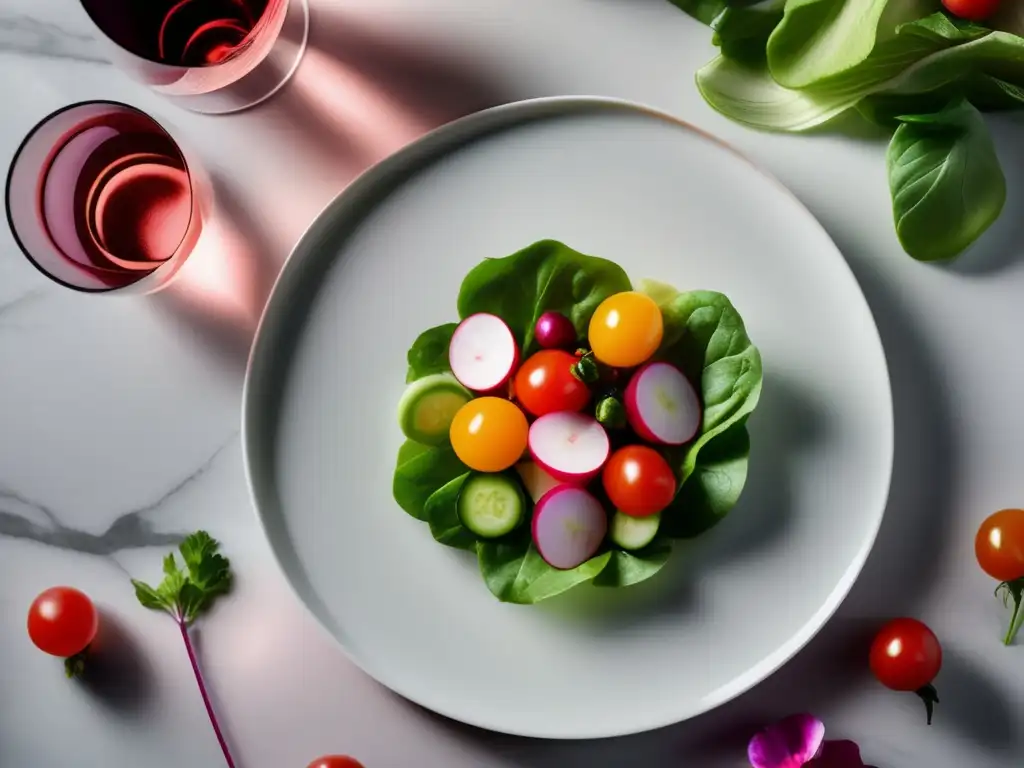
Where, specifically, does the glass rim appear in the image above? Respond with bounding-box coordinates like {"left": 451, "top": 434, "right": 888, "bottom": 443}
{"left": 79, "top": 0, "right": 280, "bottom": 71}
{"left": 5, "top": 98, "right": 199, "bottom": 294}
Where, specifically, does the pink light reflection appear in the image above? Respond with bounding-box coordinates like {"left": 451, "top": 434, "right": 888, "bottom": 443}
{"left": 288, "top": 47, "right": 431, "bottom": 165}
{"left": 162, "top": 212, "right": 264, "bottom": 336}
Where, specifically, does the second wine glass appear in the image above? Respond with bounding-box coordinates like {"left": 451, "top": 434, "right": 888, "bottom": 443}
{"left": 80, "top": 0, "right": 310, "bottom": 114}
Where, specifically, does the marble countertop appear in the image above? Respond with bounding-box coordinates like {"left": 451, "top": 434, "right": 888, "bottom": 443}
{"left": 2, "top": 1, "right": 1023, "bottom": 766}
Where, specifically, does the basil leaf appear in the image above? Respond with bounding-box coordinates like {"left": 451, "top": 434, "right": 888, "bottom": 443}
{"left": 887, "top": 98, "right": 1005, "bottom": 261}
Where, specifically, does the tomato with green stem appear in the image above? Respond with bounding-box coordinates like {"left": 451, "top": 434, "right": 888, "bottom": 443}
{"left": 975, "top": 508, "right": 1024, "bottom": 645}
{"left": 27, "top": 586, "right": 99, "bottom": 677}
{"left": 514, "top": 349, "right": 591, "bottom": 417}
{"left": 869, "top": 618, "right": 942, "bottom": 725}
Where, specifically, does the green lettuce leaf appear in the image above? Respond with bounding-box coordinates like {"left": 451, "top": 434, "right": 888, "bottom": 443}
{"left": 392, "top": 441, "right": 467, "bottom": 520}
{"left": 405, "top": 323, "right": 457, "bottom": 383}
{"left": 661, "top": 423, "right": 751, "bottom": 538}
{"left": 766, "top": 0, "right": 930, "bottom": 89}
{"left": 478, "top": 530, "right": 613, "bottom": 605}
{"left": 456, "top": 239, "right": 631, "bottom": 355}
{"left": 696, "top": 13, "right": 992, "bottom": 132}
{"left": 592, "top": 539, "right": 673, "bottom": 587}
{"left": 887, "top": 98, "right": 1006, "bottom": 261}
{"left": 424, "top": 473, "right": 479, "bottom": 551}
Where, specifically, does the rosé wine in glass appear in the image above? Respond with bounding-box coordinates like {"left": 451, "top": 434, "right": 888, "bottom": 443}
{"left": 6, "top": 101, "right": 209, "bottom": 294}
{"left": 80, "top": 0, "right": 309, "bottom": 114}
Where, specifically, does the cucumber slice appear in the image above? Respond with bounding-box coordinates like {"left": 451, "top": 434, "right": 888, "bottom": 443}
{"left": 610, "top": 511, "right": 661, "bottom": 551}
{"left": 457, "top": 473, "right": 526, "bottom": 538}
{"left": 398, "top": 373, "right": 472, "bottom": 446}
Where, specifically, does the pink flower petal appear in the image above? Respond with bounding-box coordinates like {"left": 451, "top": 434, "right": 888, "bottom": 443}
{"left": 748, "top": 714, "right": 826, "bottom": 768}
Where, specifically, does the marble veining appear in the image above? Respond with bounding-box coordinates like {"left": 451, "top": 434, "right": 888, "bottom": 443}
{"left": 0, "top": 433, "right": 239, "bottom": 555}
{"left": 0, "top": 14, "right": 108, "bottom": 65}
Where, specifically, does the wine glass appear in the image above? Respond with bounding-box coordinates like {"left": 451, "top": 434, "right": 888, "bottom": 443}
{"left": 79, "top": 0, "right": 310, "bottom": 115}
{"left": 6, "top": 100, "right": 209, "bottom": 294}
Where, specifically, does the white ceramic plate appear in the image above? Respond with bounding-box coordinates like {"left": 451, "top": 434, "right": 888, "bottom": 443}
{"left": 243, "top": 97, "right": 893, "bottom": 739}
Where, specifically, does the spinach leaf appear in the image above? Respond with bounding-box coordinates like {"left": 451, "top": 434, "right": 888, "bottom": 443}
{"left": 887, "top": 98, "right": 1006, "bottom": 262}
{"left": 456, "top": 240, "right": 631, "bottom": 355}
{"left": 424, "top": 473, "right": 478, "bottom": 551}
{"left": 661, "top": 423, "right": 751, "bottom": 538}
{"left": 640, "top": 283, "right": 762, "bottom": 488}
{"left": 393, "top": 441, "right": 467, "bottom": 520}
{"left": 406, "top": 323, "right": 458, "bottom": 383}
{"left": 477, "top": 529, "right": 613, "bottom": 605}
{"left": 592, "top": 539, "right": 673, "bottom": 588}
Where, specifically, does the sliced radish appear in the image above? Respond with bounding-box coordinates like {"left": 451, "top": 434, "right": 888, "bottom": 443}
{"left": 624, "top": 362, "right": 701, "bottom": 445}
{"left": 448, "top": 313, "right": 519, "bottom": 393}
{"left": 528, "top": 412, "right": 610, "bottom": 484}
{"left": 532, "top": 485, "right": 608, "bottom": 570}
{"left": 515, "top": 461, "right": 562, "bottom": 503}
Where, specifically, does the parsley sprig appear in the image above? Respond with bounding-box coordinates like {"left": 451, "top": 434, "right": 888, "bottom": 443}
{"left": 132, "top": 531, "right": 235, "bottom": 767}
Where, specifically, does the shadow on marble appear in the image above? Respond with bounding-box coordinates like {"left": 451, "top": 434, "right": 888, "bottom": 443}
{"left": 150, "top": 172, "right": 280, "bottom": 378}
{"left": 79, "top": 610, "right": 156, "bottom": 717}
{"left": 939, "top": 647, "right": 1018, "bottom": 751}
{"left": 260, "top": 5, "right": 518, "bottom": 172}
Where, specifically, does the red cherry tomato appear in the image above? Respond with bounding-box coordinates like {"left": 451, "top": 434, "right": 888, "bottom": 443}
{"left": 942, "top": 0, "right": 1000, "bottom": 21}
{"left": 975, "top": 508, "right": 1024, "bottom": 583}
{"left": 514, "top": 350, "right": 591, "bottom": 418}
{"left": 306, "top": 758, "right": 364, "bottom": 768}
{"left": 870, "top": 618, "right": 942, "bottom": 724}
{"left": 602, "top": 445, "right": 676, "bottom": 517}
{"left": 27, "top": 586, "right": 99, "bottom": 658}
{"left": 870, "top": 618, "right": 942, "bottom": 691}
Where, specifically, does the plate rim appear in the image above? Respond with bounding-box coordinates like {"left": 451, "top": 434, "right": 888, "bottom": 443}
{"left": 241, "top": 94, "right": 895, "bottom": 739}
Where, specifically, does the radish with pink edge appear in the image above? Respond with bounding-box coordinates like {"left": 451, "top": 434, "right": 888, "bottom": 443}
{"left": 528, "top": 412, "right": 610, "bottom": 484}
{"left": 532, "top": 485, "right": 609, "bottom": 570}
{"left": 624, "top": 361, "right": 701, "bottom": 445}
{"left": 448, "top": 313, "right": 519, "bottom": 393}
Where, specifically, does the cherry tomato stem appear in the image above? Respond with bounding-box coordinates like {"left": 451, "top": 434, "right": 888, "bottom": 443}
{"left": 1001, "top": 579, "right": 1024, "bottom": 646}
{"left": 915, "top": 683, "right": 940, "bottom": 726}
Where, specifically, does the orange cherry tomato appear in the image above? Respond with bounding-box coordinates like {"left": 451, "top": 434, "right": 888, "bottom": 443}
{"left": 450, "top": 397, "right": 528, "bottom": 472}
{"left": 976, "top": 508, "right": 1024, "bottom": 583}
{"left": 588, "top": 292, "right": 664, "bottom": 368}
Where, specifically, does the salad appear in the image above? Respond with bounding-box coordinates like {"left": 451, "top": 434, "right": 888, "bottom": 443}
{"left": 392, "top": 240, "right": 763, "bottom": 604}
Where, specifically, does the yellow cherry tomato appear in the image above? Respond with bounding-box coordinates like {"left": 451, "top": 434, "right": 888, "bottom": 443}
{"left": 450, "top": 397, "right": 529, "bottom": 472}
{"left": 588, "top": 291, "right": 664, "bottom": 368}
